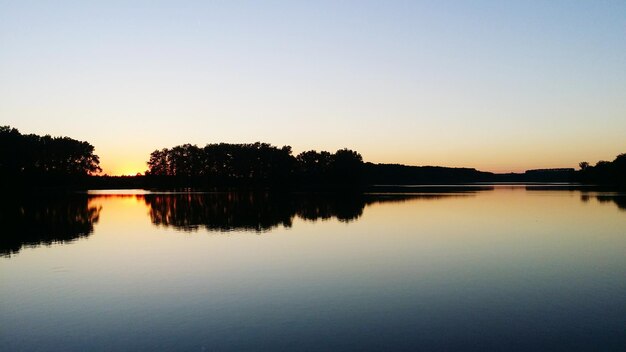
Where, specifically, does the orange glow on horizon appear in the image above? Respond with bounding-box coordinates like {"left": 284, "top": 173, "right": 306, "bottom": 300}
{"left": 96, "top": 143, "right": 623, "bottom": 176}
{"left": 103, "top": 163, "right": 147, "bottom": 177}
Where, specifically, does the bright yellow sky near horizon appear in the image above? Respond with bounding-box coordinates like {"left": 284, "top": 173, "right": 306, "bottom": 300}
{"left": 1, "top": 1, "right": 625, "bottom": 175}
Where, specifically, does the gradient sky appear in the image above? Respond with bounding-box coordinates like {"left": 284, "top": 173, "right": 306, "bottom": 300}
{"left": 1, "top": 0, "right": 625, "bottom": 175}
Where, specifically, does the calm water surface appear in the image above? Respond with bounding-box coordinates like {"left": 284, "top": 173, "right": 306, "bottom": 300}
{"left": 1, "top": 186, "right": 625, "bottom": 351}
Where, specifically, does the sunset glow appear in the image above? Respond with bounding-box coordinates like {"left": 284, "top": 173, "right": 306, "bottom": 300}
{"left": 3, "top": 2, "right": 626, "bottom": 350}
{"left": 1, "top": 1, "right": 625, "bottom": 174}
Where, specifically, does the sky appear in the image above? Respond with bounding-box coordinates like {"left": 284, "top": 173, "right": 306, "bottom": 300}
{"left": 1, "top": 0, "right": 625, "bottom": 175}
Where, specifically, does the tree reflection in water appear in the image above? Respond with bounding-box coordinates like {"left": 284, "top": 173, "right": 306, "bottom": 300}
{"left": 0, "top": 195, "right": 101, "bottom": 256}
{"left": 0, "top": 191, "right": 473, "bottom": 255}
{"left": 580, "top": 193, "right": 626, "bottom": 211}
{"left": 143, "top": 192, "right": 458, "bottom": 233}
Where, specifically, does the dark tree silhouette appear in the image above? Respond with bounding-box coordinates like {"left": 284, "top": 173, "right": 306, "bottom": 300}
{"left": 296, "top": 150, "right": 333, "bottom": 182}
{"left": 149, "top": 141, "right": 610, "bottom": 188}
{"left": 147, "top": 142, "right": 296, "bottom": 179}
{"left": 0, "top": 126, "right": 101, "bottom": 188}
{"left": 147, "top": 148, "right": 171, "bottom": 176}
{"left": 145, "top": 143, "right": 363, "bottom": 188}
{"left": 363, "top": 163, "right": 493, "bottom": 185}
{"left": 577, "top": 153, "right": 626, "bottom": 187}
{"left": 330, "top": 148, "right": 363, "bottom": 184}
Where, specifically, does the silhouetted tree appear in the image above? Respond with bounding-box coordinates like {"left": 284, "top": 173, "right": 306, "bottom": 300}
{"left": 145, "top": 142, "right": 300, "bottom": 187}
{"left": 614, "top": 153, "right": 626, "bottom": 181}
{"left": 577, "top": 153, "right": 626, "bottom": 187}
{"left": 296, "top": 150, "right": 333, "bottom": 183}
{"left": 147, "top": 148, "right": 171, "bottom": 176}
{"left": 330, "top": 148, "right": 363, "bottom": 185}
{"left": 0, "top": 126, "right": 101, "bottom": 188}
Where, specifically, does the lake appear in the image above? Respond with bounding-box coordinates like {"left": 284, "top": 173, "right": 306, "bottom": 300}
{"left": 1, "top": 186, "right": 625, "bottom": 351}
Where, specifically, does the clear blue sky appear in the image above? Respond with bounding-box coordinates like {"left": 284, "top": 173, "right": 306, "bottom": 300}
{"left": 1, "top": 0, "right": 625, "bottom": 174}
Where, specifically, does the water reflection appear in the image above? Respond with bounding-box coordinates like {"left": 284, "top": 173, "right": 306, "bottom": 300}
{"left": 143, "top": 192, "right": 460, "bottom": 232}
{"left": 0, "top": 195, "right": 101, "bottom": 256}
{"left": 2, "top": 187, "right": 626, "bottom": 351}
{"left": 524, "top": 185, "right": 626, "bottom": 212}
{"left": 4, "top": 188, "right": 621, "bottom": 257}
{"left": 596, "top": 195, "right": 626, "bottom": 210}
{"left": 145, "top": 193, "right": 295, "bottom": 232}
{"left": 0, "top": 192, "right": 470, "bottom": 255}
{"left": 580, "top": 193, "right": 626, "bottom": 211}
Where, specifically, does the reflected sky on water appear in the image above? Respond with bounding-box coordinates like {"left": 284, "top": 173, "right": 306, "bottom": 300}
{"left": 1, "top": 186, "right": 625, "bottom": 351}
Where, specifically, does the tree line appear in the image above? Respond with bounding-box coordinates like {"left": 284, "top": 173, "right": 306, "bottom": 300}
{"left": 1, "top": 125, "right": 625, "bottom": 189}
{"left": 145, "top": 142, "right": 363, "bottom": 187}
{"left": 577, "top": 154, "right": 626, "bottom": 186}
{"left": 0, "top": 126, "right": 101, "bottom": 187}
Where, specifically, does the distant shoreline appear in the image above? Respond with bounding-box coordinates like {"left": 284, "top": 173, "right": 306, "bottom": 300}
{"left": 2, "top": 126, "right": 624, "bottom": 190}
{"left": 7, "top": 181, "right": 625, "bottom": 196}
